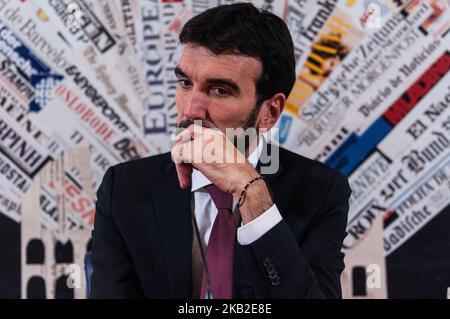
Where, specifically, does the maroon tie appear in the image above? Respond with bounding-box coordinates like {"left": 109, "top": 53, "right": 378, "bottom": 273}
{"left": 199, "top": 184, "right": 236, "bottom": 299}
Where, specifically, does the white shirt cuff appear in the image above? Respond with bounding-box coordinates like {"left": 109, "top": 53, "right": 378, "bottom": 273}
{"left": 237, "top": 204, "right": 282, "bottom": 245}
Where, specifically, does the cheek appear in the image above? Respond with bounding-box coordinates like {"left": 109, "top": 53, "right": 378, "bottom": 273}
{"left": 208, "top": 99, "right": 254, "bottom": 125}
{"left": 175, "top": 89, "right": 186, "bottom": 115}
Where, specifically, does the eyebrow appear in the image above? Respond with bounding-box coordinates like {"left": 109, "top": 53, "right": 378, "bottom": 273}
{"left": 175, "top": 66, "right": 187, "bottom": 78}
{"left": 175, "top": 65, "right": 241, "bottom": 95}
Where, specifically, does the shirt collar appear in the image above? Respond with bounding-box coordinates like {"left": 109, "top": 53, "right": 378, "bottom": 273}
{"left": 191, "top": 134, "right": 265, "bottom": 192}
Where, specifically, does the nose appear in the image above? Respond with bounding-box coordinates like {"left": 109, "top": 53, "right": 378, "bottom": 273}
{"left": 182, "top": 87, "right": 207, "bottom": 121}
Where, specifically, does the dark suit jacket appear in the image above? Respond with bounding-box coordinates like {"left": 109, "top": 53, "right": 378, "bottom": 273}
{"left": 90, "top": 144, "right": 351, "bottom": 298}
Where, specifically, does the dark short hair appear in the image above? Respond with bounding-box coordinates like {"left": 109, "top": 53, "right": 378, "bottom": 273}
{"left": 179, "top": 3, "right": 295, "bottom": 106}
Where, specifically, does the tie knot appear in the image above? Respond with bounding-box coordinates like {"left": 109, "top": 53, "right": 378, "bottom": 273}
{"left": 205, "top": 184, "right": 233, "bottom": 210}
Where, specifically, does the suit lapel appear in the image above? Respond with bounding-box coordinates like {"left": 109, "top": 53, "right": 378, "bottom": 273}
{"left": 151, "top": 143, "right": 283, "bottom": 298}
{"left": 152, "top": 161, "right": 193, "bottom": 298}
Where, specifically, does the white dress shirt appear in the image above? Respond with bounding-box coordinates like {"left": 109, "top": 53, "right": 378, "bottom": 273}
{"left": 191, "top": 136, "right": 282, "bottom": 247}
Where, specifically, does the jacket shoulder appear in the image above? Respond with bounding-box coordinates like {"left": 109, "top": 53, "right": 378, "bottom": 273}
{"left": 279, "top": 146, "right": 347, "bottom": 184}
{"left": 112, "top": 152, "right": 173, "bottom": 179}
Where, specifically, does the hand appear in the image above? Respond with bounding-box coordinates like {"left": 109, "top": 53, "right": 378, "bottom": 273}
{"left": 171, "top": 123, "right": 273, "bottom": 223}
{"left": 171, "top": 124, "right": 257, "bottom": 195}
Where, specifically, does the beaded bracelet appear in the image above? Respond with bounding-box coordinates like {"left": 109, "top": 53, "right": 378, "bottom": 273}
{"left": 238, "top": 175, "right": 264, "bottom": 207}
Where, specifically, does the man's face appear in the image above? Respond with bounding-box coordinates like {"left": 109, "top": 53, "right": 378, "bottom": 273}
{"left": 175, "top": 44, "right": 262, "bottom": 133}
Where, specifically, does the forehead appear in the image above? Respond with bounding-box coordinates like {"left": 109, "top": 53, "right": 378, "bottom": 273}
{"left": 178, "top": 45, "right": 262, "bottom": 83}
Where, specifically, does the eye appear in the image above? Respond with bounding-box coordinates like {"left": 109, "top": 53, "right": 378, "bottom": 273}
{"left": 210, "top": 87, "right": 230, "bottom": 97}
{"left": 177, "top": 79, "right": 192, "bottom": 89}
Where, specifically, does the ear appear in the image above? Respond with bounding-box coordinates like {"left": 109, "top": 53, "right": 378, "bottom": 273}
{"left": 257, "top": 93, "right": 286, "bottom": 130}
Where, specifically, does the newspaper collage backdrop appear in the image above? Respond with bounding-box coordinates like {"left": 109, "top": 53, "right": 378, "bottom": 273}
{"left": 0, "top": 0, "right": 448, "bottom": 298}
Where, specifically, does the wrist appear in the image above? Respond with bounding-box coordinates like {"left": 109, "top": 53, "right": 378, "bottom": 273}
{"left": 239, "top": 180, "right": 273, "bottom": 224}
{"left": 230, "top": 166, "right": 261, "bottom": 199}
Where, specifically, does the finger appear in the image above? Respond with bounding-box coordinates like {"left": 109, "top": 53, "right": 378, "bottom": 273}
{"left": 176, "top": 139, "right": 207, "bottom": 164}
{"left": 188, "top": 124, "right": 217, "bottom": 140}
{"left": 172, "top": 140, "right": 196, "bottom": 164}
{"left": 174, "top": 125, "right": 194, "bottom": 145}
{"left": 171, "top": 142, "right": 184, "bottom": 164}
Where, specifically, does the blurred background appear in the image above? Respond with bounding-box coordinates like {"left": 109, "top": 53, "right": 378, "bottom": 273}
{"left": 0, "top": 0, "right": 449, "bottom": 299}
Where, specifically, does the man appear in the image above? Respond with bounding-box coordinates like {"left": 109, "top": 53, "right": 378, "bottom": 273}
{"left": 91, "top": 3, "right": 351, "bottom": 299}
